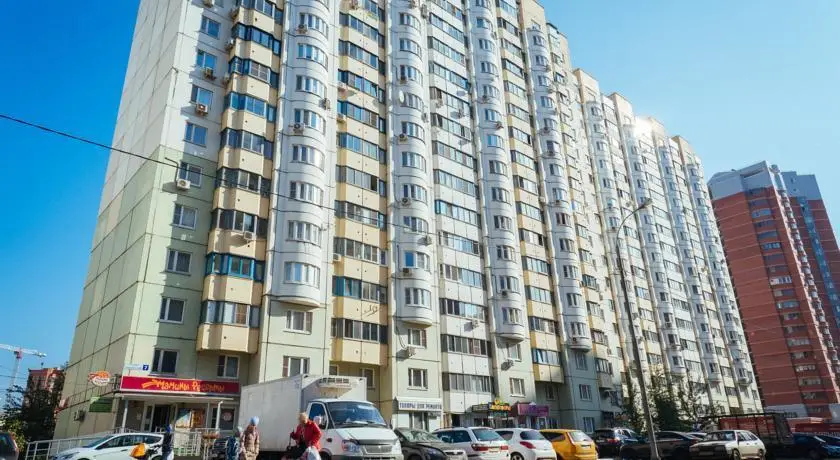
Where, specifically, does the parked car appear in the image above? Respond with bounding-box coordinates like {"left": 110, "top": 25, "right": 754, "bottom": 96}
{"left": 592, "top": 428, "right": 640, "bottom": 457}
{"left": 687, "top": 433, "right": 707, "bottom": 441}
{"left": 0, "top": 432, "right": 18, "bottom": 460}
{"left": 689, "top": 430, "right": 765, "bottom": 460}
{"left": 395, "top": 428, "right": 467, "bottom": 460}
{"left": 53, "top": 433, "right": 164, "bottom": 460}
{"left": 790, "top": 434, "right": 840, "bottom": 460}
{"left": 210, "top": 437, "right": 227, "bottom": 460}
{"left": 539, "top": 429, "right": 596, "bottom": 460}
{"left": 435, "top": 427, "right": 510, "bottom": 460}
{"left": 812, "top": 434, "right": 840, "bottom": 447}
{"left": 495, "top": 429, "right": 556, "bottom": 460}
{"left": 618, "top": 432, "right": 700, "bottom": 460}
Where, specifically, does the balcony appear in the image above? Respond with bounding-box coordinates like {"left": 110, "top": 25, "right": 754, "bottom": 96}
{"left": 568, "top": 335, "right": 592, "bottom": 351}
{"left": 331, "top": 338, "right": 386, "bottom": 366}
{"left": 737, "top": 375, "right": 754, "bottom": 385}
{"left": 597, "top": 371, "right": 613, "bottom": 389}
{"left": 196, "top": 324, "right": 258, "bottom": 354}
{"left": 533, "top": 364, "right": 564, "bottom": 383}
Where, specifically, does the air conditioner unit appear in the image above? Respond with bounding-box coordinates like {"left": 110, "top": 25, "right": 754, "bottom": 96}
{"left": 494, "top": 121, "right": 504, "bottom": 130}
{"left": 203, "top": 67, "right": 216, "bottom": 79}
{"left": 400, "top": 197, "right": 412, "bottom": 206}
{"left": 503, "top": 358, "right": 515, "bottom": 367}
{"left": 434, "top": 99, "right": 443, "bottom": 109}
{"left": 242, "top": 231, "right": 256, "bottom": 241}
{"left": 399, "top": 76, "right": 408, "bottom": 84}
{"left": 229, "top": 8, "right": 239, "bottom": 18}
{"left": 333, "top": 253, "right": 343, "bottom": 262}
{"left": 175, "top": 178, "right": 191, "bottom": 190}
{"left": 225, "top": 38, "right": 236, "bottom": 50}
{"left": 455, "top": 110, "right": 464, "bottom": 118}
{"left": 349, "top": 0, "right": 360, "bottom": 8}
{"left": 194, "top": 103, "right": 209, "bottom": 115}
{"left": 664, "top": 322, "right": 673, "bottom": 329}
{"left": 398, "top": 133, "right": 408, "bottom": 142}
{"left": 321, "top": 98, "right": 331, "bottom": 110}
{"left": 292, "top": 123, "right": 304, "bottom": 133}
{"left": 297, "top": 24, "right": 308, "bottom": 34}
{"left": 420, "top": 4, "right": 429, "bottom": 17}
{"left": 470, "top": 318, "right": 480, "bottom": 327}
{"left": 402, "top": 267, "right": 412, "bottom": 276}
{"left": 419, "top": 235, "right": 433, "bottom": 246}
{"left": 409, "top": 0, "right": 418, "bottom": 8}
{"left": 337, "top": 82, "right": 348, "bottom": 92}
{"left": 571, "top": 337, "right": 579, "bottom": 343}
{"left": 405, "top": 346, "right": 417, "bottom": 357}
{"left": 481, "top": 95, "right": 490, "bottom": 103}
{"left": 501, "top": 290, "right": 509, "bottom": 297}
{"left": 421, "top": 112, "right": 429, "bottom": 122}
{"left": 203, "top": 0, "right": 214, "bottom": 7}
{"left": 544, "top": 150, "right": 555, "bottom": 157}
{"left": 222, "top": 73, "right": 231, "bottom": 84}
{"left": 336, "top": 113, "right": 346, "bottom": 123}
{"left": 542, "top": 126, "right": 551, "bottom": 134}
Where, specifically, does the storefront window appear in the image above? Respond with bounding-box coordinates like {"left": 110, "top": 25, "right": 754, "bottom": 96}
{"left": 210, "top": 407, "right": 236, "bottom": 430}
{"left": 409, "top": 412, "right": 428, "bottom": 430}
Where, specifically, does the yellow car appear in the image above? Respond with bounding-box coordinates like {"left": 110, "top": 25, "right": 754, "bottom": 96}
{"left": 539, "top": 430, "right": 597, "bottom": 460}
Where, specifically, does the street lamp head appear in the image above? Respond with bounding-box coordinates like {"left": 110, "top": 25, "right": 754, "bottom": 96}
{"left": 638, "top": 198, "right": 653, "bottom": 210}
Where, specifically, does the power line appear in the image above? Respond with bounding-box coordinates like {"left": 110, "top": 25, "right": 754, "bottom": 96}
{"left": 0, "top": 112, "right": 452, "bottom": 238}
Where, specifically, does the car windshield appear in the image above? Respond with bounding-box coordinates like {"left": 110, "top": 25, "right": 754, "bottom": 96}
{"left": 473, "top": 429, "right": 504, "bottom": 441}
{"left": 520, "top": 431, "right": 546, "bottom": 441}
{"left": 327, "top": 401, "right": 386, "bottom": 427}
{"left": 593, "top": 430, "right": 615, "bottom": 440}
{"left": 83, "top": 436, "right": 114, "bottom": 448}
{"left": 570, "top": 432, "right": 591, "bottom": 442}
{"left": 706, "top": 432, "right": 736, "bottom": 442}
{"left": 0, "top": 434, "right": 15, "bottom": 454}
{"left": 399, "top": 429, "right": 440, "bottom": 443}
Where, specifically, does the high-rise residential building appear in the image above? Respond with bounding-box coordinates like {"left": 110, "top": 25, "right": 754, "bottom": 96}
{"left": 26, "top": 368, "right": 64, "bottom": 393}
{"left": 710, "top": 162, "right": 840, "bottom": 418}
{"left": 56, "top": 0, "right": 760, "bottom": 438}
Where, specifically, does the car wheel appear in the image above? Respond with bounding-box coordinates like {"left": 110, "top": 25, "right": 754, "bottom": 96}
{"left": 809, "top": 449, "right": 822, "bottom": 460}
{"left": 511, "top": 453, "right": 524, "bottom": 460}
{"left": 732, "top": 449, "right": 741, "bottom": 460}
{"left": 320, "top": 452, "right": 331, "bottom": 460}
{"left": 757, "top": 450, "right": 765, "bottom": 460}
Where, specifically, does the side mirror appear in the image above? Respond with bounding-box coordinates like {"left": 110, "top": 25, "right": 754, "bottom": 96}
{"left": 317, "top": 416, "right": 328, "bottom": 429}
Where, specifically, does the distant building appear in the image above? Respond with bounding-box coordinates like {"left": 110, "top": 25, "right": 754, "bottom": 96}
{"left": 709, "top": 162, "right": 840, "bottom": 419}
{"left": 27, "top": 368, "right": 63, "bottom": 393}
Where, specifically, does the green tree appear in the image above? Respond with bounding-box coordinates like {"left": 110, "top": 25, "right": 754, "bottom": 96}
{"left": 649, "top": 368, "right": 687, "bottom": 431}
{"left": 675, "top": 375, "right": 709, "bottom": 428}
{"left": 621, "top": 374, "right": 646, "bottom": 433}
{"left": 1, "top": 371, "right": 65, "bottom": 446}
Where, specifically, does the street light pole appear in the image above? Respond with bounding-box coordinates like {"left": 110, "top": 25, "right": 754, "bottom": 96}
{"left": 615, "top": 198, "right": 660, "bottom": 460}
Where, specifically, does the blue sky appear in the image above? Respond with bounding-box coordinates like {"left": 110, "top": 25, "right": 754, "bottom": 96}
{"left": 0, "top": 1, "right": 837, "bottom": 385}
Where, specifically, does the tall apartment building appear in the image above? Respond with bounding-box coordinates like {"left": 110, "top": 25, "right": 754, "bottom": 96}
{"left": 709, "top": 162, "right": 840, "bottom": 418}
{"left": 56, "top": 0, "right": 760, "bottom": 438}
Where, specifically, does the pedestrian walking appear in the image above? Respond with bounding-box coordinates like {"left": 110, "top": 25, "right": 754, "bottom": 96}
{"left": 226, "top": 427, "right": 242, "bottom": 460}
{"left": 241, "top": 417, "right": 260, "bottom": 460}
{"left": 162, "top": 425, "right": 174, "bottom": 460}
{"left": 289, "top": 413, "right": 322, "bottom": 460}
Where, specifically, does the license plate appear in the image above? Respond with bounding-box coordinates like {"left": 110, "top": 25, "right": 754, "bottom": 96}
{"left": 489, "top": 448, "right": 499, "bottom": 452}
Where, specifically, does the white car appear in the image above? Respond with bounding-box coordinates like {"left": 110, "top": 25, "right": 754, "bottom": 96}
{"left": 689, "top": 430, "right": 765, "bottom": 460}
{"left": 435, "top": 427, "right": 510, "bottom": 460}
{"left": 495, "top": 429, "right": 556, "bottom": 460}
{"left": 54, "top": 433, "right": 164, "bottom": 460}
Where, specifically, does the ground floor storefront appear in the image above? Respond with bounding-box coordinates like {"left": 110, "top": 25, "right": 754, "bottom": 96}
{"left": 443, "top": 401, "right": 557, "bottom": 429}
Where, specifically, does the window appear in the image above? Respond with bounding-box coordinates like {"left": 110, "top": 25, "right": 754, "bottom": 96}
{"left": 233, "top": 24, "right": 282, "bottom": 54}
{"left": 295, "top": 76, "right": 326, "bottom": 98}
{"left": 159, "top": 298, "right": 185, "bottom": 323}
{"left": 217, "top": 356, "right": 239, "bottom": 378}
{"left": 206, "top": 253, "right": 266, "bottom": 281}
{"left": 510, "top": 378, "right": 526, "bottom": 396}
{"left": 282, "top": 356, "right": 310, "bottom": 377}
{"left": 298, "top": 12, "right": 328, "bottom": 36}
{"left": 293, "top": 109, "right": 324, "bottom": 131}
{"left": 222, "top": 129, "right": 274, "bottom": 158}
{"left": 334, "top": 238, "right": 387, "bottom": 265}
{"left": 172, "top": 204, "right": 197, "bottom": 229}
{"left": 284, "top": 262, "right": 320, "bottom": 287}
{"left": 285, "top": 310, "right": 313, "bottom": 333}
{"left": 579, "top": 384, "right": 592, "bottom": 400}
{"left": 200, "top": 16, "right": 220, "bottom": 38}
{"left": 229, "top": 57, "right": 277, "bottom": 86}
{"left": 179, "top": 162, "right": 203, "bottom": 186}
{"left": 202, "top": 301, "right": 259, "bottom": 327}
{"left": 196, "top": 49, "right": 217, "bottom": 71}
{"left": 443, "top": 373, "right": 493, "bottom": 393}
{"left": 191, "top": 85, "right": 213, "bottom": 108}
{"left": 574, "top": 351, "right": 588, "bottom": 370}
{"left": 287, "top": 221, "right": 321, "bottom": 245}
{"left": 166, "top": 249, "right": 191, "bottom": 274}
{"left": 331, "top": 318, "right": 388, "bottom": 342}
{"left": 184, "top": 122, "right": 208, "bottom": 146}
{"left": 289, "top": 181, "right": 323, "bottom": 205}
{"left": 298, "top": 43, "right": 328, "bottom": 66}
{"left": 152, "top": 349, "right": 178, "bottom": 374}
{"left": 502, "top": 308, "right": 522, "bottom": 325}
{"left": 408, "top": 368, "right": 428, "bottom": 389}
{"left": 361, "top": 368, "right": 376, "bottom": 389}
{"left": 402, "top": 152, "right": 426, "bottom": 171}
{"left": 404, "top": 288, "right": 432, "bottom": 308}
{"left": 407, "top": 329, "right": 427, "bottom": 348}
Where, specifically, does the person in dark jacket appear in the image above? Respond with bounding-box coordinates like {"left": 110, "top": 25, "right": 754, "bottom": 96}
{"left": 162, "top": 425, "right": 174, "bottom": 460}
{"left": 226, "top": 427, "right": 242, "bottom": 460}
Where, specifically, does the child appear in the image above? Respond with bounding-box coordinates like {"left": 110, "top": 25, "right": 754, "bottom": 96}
{"left": 226, "top": 427, "right": 242, "bottom": 460}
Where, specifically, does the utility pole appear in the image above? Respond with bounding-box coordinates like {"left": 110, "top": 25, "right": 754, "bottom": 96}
{"left": 615, "top": 199, "right": 661, "bottom": 460}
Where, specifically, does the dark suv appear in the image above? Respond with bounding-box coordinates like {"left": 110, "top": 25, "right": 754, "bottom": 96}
{"left": 619, "top": 432, "right": 701, "bottom": 460}
{"left": 592, "top": 428, "right": 640, "bottom": 457}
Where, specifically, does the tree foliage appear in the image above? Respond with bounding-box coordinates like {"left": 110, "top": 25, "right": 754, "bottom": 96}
{"left": 620, "top": 373, "right": 646, "bottom": 433}
{"left": 1, "top": 371, "right": 65, "bottom": 447}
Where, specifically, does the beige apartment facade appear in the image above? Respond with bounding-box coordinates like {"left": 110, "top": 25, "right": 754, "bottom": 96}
{"left": 56, "top": 0, "right": 759, "bottom": 438}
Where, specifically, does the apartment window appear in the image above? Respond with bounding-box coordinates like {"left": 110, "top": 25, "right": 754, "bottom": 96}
{"left": 579, "top": 384, "right": 592, "bottom": 400}
{"left": 152, "top": 349, "right": 178, "bottom": 374}
{"left": 196, "top": 49, "right": 217, "bottom": 71}
{"left": 172, "top": 204, "right": 197, "bottom": 229}
{"left": 166, "top": 249, "right": 191, "bottom": 274}
{"left": 159, "top": 298, "right": 185, "bottom": 323}
{"left": 184, "top": 122, "right": 208, "bottom": 146}
{"left": 289, "top": 181, "right": 324, "bottom": 205}
{"left": 510, "top": 378, "right": 526, "bottom": 396}
{"left": 217, "top": 356, "right": 239, "bottom": 379}
{"left": 404, "top": 251, "right": 431, "bottom": 270}
{"left": 574, "top": 351, "right": 588, "bottom": 370}
{"left": 285, "top": 310, "right": 313, "bottom": 333}
{"left": 404, "top": 288, "right": 432, "bottom": 308}
{"left": 297, "top": 43, "right": 327, "bottom": 66}
{"left": 403, "top": 216, "right": 429, "bottom": 233}
{"left": 583, "top": 417, "right": 596, "bottom": 433}
{"left": 407, "top": 329, "right": 427, "bottom": 348}
{"left": 506, "top": 342, "right": 522, "bottom": 361}
{"left": 361, "top": 368, "right": 376, "bottom": 389}
{"left": 408, "top": 368, "right": 428, "bottom": 389}
{"left": 191, "top": 85, "right": 213, "bottom": 108}
{"left": 200, "top": 16, "right": 221, "bottom": 38}
{"left": 294, "top": 109, "right": 325, "bottom": 132}
{"left": 497, "top": 245, "right": 515, "bottom": 261}
{"left": 494, "top": 215, "right": 513, "bottom": 231}
{"left": 287, "top": 221, "right": 321, "bottom": 245}
{"left": 179, "top": 162, "right": 203, "bottom": 186}
{"left": 402, "top": 151, "right": 426, "bottom": 171}
{"left": 295, "top": 76, "right": 326, "bottom": 98}
{"left": 282, "top": 356, "right": 310, "bottom": 377}
{"left": 284, "top": 262, "right": 320, "bottom": 287}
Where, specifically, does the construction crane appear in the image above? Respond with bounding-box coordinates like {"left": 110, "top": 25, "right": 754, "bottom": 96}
{"left": 0, "top": 344, "right": 47, "bottom": 393}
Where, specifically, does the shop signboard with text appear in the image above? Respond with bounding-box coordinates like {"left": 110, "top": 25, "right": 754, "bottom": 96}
{"left": 120, "top": 376, "right": 240, "bottom": 395}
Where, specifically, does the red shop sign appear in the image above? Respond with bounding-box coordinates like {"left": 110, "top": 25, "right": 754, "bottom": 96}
{"left": 120, "top": 376, "right": 240, "bottom": 395}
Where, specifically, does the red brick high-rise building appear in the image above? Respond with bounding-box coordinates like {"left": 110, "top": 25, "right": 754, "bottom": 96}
{"left": 709, "top": 162, "right": 840, "bottom": 419}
